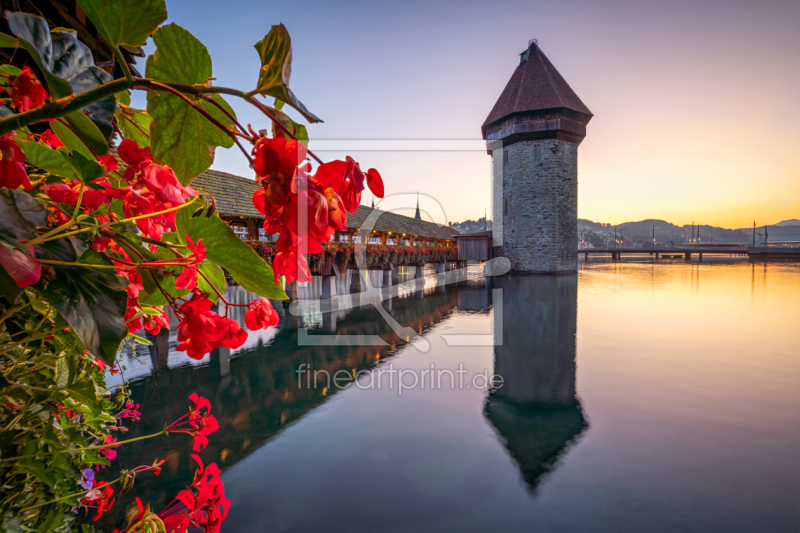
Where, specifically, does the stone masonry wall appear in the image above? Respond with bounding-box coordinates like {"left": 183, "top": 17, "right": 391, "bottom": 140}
{"left": 492, "top": 138, "right": 578, "bottom": 273}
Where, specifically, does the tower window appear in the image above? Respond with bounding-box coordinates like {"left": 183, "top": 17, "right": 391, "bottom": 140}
{"left": 503, "top": 149, "right": 509, "bottom": 166}
{"left": 533, "top": 144, "right": 541, "bottom": 161}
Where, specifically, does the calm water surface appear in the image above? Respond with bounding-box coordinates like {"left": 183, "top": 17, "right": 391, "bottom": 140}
{"left": 103, "top": 260, "right": 800, "bottom": 532}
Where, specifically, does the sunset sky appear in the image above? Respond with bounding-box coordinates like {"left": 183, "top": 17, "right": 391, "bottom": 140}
{"left": 137, "top": 0, "right": 800, "bottom": 229}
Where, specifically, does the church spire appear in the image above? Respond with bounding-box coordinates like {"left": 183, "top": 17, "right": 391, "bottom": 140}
{"left": 414, "top": 192, "right": 421, "bottom": 220}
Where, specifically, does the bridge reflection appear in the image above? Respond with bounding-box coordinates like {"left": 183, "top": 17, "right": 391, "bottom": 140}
{"left": 103, "top": 276, "right": 486, "bottom": 526}
{"left": 484, "top": 274, "right": 587, "bottom": 493}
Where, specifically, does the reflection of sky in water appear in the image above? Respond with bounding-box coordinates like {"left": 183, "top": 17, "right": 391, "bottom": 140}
{"left": 98, "top": 260, "right": 800, "bottom": 533}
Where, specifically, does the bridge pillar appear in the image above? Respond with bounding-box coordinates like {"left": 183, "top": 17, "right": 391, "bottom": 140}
{"left": 699, "top": 253, "right": 703, "bottom": 261}
{"left": 685, "top": 253, "right": 691, "bottom": 261}
{"left": 382, "top": 269, "right": 391, "bottom": 287}
{"left": 320, "top": 275, "right": 336, "bottom": 300}
{"left": 414, "top": 265, "right": 424, "bottom": 279}
{"left": 349, "top": 269, "right": 362, "bottom": 293}
{"left": 391, "top": 266, "right": 400, "bottom": 284}
{"left": 655, "top": 252, "right": 659, "bottom": 259}
{"left": 322, "top": 311, "right": 336, "bottom": 333}
{"left": 415, "top": 278, "right": 425, "bottom": 298}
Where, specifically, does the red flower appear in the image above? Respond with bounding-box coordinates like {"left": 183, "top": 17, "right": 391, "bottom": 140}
{"left": 118, "top": 139, "right": 152, "bottom": 181}
{"left": 159, "top": 454, "right": 229, "bottom": 533}
{"left": 97, "top": 154, "right": 118, "bottom": 173}
{"left": 176, "top": 293, "right": 223, "bottom": 358}
{"left": 175, "top": 237, "right": 206, "bottom": 290}
{"left": 272, "top": 229, "right": 311, "bottom": 285}
{"left": 0, "top": 244, "right": 41, "bottom": 288}
{"left": 140, "top": 163, "right": 186, "bottom": 204}
{"left": 144, "top": 312, "right": 170, "bottom": 335}
{"left": 42, "top": 180, "right": 110, "bottom": 210}
{"left": 244, "top": 297, "right": 279, "bottom": 331}
{"left": 81, "top": 480, "right": 115, "bottom": 521}
{"left": 4, "top": 67, "right": 48, "bottom": 112}
{"left": 366, "top": 168, "right": 384, "bottom": 198}
{"left": 218, "top": 317, "right": 247, "bottom": 350}
{"left": 39, "top": 129, "right": 64, "bottom": 149}
{"left": 0, "top": 134, "right": 31, "bottom": 190}
{"left": 165, "top": 394, "right": 220, "bottom": 452}
{"left": 125, "top": 298, "right": 143, "bottom": 333}
{"left": 253, "top": 137, "right": 307, "bottom": 205}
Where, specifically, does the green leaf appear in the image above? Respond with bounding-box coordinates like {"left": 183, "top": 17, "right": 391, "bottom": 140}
{"left": 0, "top": 32, "right": 19, "bottom": 48}
{"left": 127, "top": 332, "right": 152, "bottom": 345}
{"left": 254, "top": 25, "right": 321, "bottom": 123}
{"left": 138, "top": 270, "right": 189, "bottom": 306}
{"left": 51, "top": 112, "right": 111, "bottom": 161}
{"left": 197, "top": 261, "right": 226, "bottom": 303}
{"left": 19, "top": 458, "right": 57, "bottom": 488}
{"left": 76, "top": 0, "right": 167, "bottom": 48}
{"left": 270, "top": 102, "right": 309, "bottom": 146}
{"left": 71, "top": 152, "right": 106, "bottom": 183}
{"left": 83, "top": 450, "right": 111, "bottom": 466}
{"left": 176, "top": 207, "right": 287, "bottom": 299}
{"left": 116, "top": 105, "right": 152, "bottom": 149}
{"left": 50, "top": 119, "right": 93, "bottom": 161}
{"left": 63, "top": 112, "right": 109, "bottom": 156}
{"left": 38, "top": 262, "right": 128, "bottom": 364}
{"left": 115, "top": 90, "right": 132, "bottom": 106}
{"left": 55, "top": 357, "right": 70, "bottom": 388}
{"left": 17, "top": 141, "right": 75, "bottom": 178}
{"left": 67, "top": 380, "right": 101, "bottom": 416}
{"left": 146, "top": 23, "right": 235, "bottom": 185}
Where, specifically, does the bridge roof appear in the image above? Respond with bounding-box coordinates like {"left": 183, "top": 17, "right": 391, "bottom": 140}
{"left": 192, "top": 171, "right": 460, "bottom": 241}
{"left": 483, "top": 43, "right": 592, "bottom": 129}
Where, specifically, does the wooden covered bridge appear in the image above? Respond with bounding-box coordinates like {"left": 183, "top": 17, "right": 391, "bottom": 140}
{"left": 192, "top": 170, "right": 465, "bottom": 298}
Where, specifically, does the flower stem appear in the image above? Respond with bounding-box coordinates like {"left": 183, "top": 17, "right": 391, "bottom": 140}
{"left": 0, "top": 430, "right": 166, "bottom": 463}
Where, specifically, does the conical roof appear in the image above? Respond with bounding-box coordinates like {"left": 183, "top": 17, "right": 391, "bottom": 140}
{"left": 483, "top": 42, "right": 592, "bottom": 129}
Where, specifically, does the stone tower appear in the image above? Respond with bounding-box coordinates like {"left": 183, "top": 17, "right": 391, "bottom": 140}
{"left": 482, "top": 40, "right": 592, "bottom": 273}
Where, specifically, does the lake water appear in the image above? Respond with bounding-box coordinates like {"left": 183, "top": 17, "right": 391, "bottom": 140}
{"left": 103, "top": 259, "right": 800, "bottom": 532}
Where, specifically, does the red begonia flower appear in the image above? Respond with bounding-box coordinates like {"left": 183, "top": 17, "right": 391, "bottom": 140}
{"left": 144, "top": 312, "right": 170, "bottom": 335}
{"left": 39, "top": 129, "right": 64, "bottom": 149}
{"left": 219, "top": 317, "right": 247, "bottom": 350}
{"left": 4, "top": 67, "right": 48, "bottom": 112}
{"left": 366, "top": 168, "right": 384, "bottom": 198}
{"left": 140, "top": 163, "right": 185, "bottom": 203}
{"left": 244, "top": 297, "right": 279, "bottom": 331}
{"left": 0, "top": 134, "right": 31, "bottom": 190}
{"left": 253, "top": 137, "right": 307, "bottom": 182}
{"left": 125, "top": 298, "right": 143, "bottom": 333}
{"left": 97, "top": 154, "right": 118, "bottom": 173}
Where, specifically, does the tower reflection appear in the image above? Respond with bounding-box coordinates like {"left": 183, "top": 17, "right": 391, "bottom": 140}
{"left": 485, "top": 274, "right": 587, "bottom": 492}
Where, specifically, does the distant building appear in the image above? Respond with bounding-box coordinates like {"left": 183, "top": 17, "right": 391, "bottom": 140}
{"left": 483, "top": 40, "right": 592, "bottom": 273}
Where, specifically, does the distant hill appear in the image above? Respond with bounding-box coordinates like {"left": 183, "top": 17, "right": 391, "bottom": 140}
{"left": 579, "top": 218, "right": 749, "bottom": 246}
{"left": 450, "top": 217, "right": 491, "bottom": 234}
{"left": 735, "top": 220, "right": 800, "bottom": 244}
